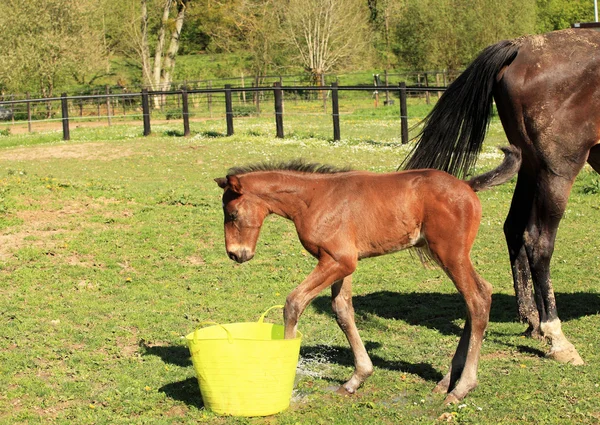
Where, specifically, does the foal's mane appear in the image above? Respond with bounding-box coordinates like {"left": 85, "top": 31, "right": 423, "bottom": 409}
{"left": 227, "top": 159, "right": 352, "bottom": 176}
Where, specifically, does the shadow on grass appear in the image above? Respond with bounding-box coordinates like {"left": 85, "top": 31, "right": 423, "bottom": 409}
{"left": 162, "top": 129, "right": 226, "bottom": 138}
{"left": 311, "top": 291, "right": 600, "bottom": 337}
{"left": 141, "top": 343, "right": 192, "bottom": 367}
{"left": 159, "top": 377, "right": 204, "bottom": 409}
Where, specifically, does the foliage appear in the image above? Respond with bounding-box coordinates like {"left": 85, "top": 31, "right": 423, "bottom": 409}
{"left": 393, "top": 0, "right": 537, "bottom": 70}
{"left": 536, "top": 0, "right": 595, "bottom": 32}
{"left": 0, "top": 0, "right": 107, "bottom": 96}
{"left": 0, "top": 0, "right": 598, "bottom": 95}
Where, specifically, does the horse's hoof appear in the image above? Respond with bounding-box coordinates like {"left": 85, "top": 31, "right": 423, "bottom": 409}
{"left": 547, "top": 347, "right": 584, "bottom": 365}
{"left": 432, "top": 382, "right": 448, "bottom": 394}
{"left": 444, "top": 393, "right": 461, "bottom": 405}
{"left": 523, "top": 324, "right": 543, "bottom": 340}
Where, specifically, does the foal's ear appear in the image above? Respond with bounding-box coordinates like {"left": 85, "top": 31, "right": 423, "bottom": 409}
{"left": 214, "top": 177, "right": 228, "bottom": 189}
{"left": 226, "top": 175, "right": 243, "bottom": 194}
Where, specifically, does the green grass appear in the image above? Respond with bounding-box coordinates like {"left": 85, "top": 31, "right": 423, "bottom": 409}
{"left": 0, "top": 114, "right": 599, "bottom": 424}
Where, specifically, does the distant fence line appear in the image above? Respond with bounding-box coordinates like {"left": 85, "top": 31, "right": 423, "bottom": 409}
{"left": 0, "top": 83, "right": 447, "bottom": 143}
{"left": 0, "top": 69, "right": 458, "bottom": 101}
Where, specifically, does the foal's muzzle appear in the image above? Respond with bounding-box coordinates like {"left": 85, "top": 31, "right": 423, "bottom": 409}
{"left": 227, "top": 249, "right": 253, "bottom": 263}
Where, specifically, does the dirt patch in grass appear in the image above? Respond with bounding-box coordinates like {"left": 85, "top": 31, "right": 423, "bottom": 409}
{"left": 0, "top": 142, "right": 139, "bottom": 161}
{"left": 0, "top": 198, "right": 125, "bottom": 260}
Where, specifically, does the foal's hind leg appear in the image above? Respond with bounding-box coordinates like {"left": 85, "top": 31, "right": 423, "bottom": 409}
{"left": 331, "top": 275, "right": 373, "bottom": 394}
{"left": 428, "top": 243, "right": 492, "bottom": 403}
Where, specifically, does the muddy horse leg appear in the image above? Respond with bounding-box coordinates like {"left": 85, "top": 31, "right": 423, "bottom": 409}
{"left": 587, "top": 145, "right": 600, "bottom": 174}
{"left": 428, "top": 244, "right": 492, "bottom": 403}
{"left": 331, "top": 275, "right": 373, "bottom": 394}
{"left": 503, "top": 171, "right": 542, "bottom": 337}
{"left": 524, "top": 173, "right": 583, "bottom": 364}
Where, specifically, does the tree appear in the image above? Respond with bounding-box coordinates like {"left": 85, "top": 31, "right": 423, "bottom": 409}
{"left": 0, "top": 0, "right": 107, "bottom": 96}
{"left": 536, "top": 0, "right": 594, "bottom": 32}
{"left": 393, "top": 0, "right": 537, "bottom": 71}
{"left": 368, "top": 0, "right": 406, "bottom": 69}
{"left": 116, "top": 0, "right": 189, "bottom": 96}
{"left": 278, "top": 0, "right": 373, "bottom": 83}
{"left": 192, "top": 0, "right": 285, "bottom": 79}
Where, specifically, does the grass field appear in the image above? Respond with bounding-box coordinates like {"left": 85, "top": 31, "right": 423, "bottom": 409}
{"left": 0, "top": 112, "right": 599, "bottom": 424}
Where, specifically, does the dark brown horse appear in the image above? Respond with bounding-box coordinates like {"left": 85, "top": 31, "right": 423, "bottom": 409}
{"left": 215, "top": 147, "right": 521, "bottom": 403}
{"left": 402, "top": 28, "right": 600, "bottom": 365}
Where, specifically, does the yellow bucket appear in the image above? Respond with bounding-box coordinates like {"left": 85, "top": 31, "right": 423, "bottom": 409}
{"left": 186, "top": 305, "right": 302, "bottom": 417}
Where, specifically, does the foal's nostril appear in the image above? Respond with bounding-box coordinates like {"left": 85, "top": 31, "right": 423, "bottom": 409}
{"left": 228, "top": 251, "right": 239, "bottom": 262}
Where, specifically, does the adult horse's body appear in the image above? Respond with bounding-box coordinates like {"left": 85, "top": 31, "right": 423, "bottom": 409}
{"left": 402, "top": 29, "right": 600, "bottom": 365}
{"left": 215, "top": 147, "right": 521, "bottom": 403}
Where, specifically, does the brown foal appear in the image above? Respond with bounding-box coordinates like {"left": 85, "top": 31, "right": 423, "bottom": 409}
{"left": 215, "top": 146, "right": 521, "bottom": 404}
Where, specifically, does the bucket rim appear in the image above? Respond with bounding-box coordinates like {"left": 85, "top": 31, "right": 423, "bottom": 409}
{"left": 184, "top": 325, "right": 302, "bottom": 343}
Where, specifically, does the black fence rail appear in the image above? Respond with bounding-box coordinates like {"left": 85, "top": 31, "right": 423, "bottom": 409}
{"left": 0, "top": 83, "right": 446, "bottom": 143}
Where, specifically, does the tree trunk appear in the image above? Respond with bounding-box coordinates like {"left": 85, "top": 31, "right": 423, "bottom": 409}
{"left": 160, "top": 0, "right": 187, "bottom": 92}
{"left": 152, "top": 0, "right": 172, "bottom": 108}
{"left": 140, "top": 0, "right": 152, "bottom": 89}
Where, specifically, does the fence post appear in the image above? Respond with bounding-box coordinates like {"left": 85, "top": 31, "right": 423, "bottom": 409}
{"left": 424, "top": 73, "right": 430, "bottom": 105}
{"left": 254, "top": 82, "right": 261, "bottom": 116}
{"left": 331, "top": 82, "right": 340, "bottom": 141}
{"left": 384, "top": 70, "right": 390, "bottom": 105}
{"left": 273, "top": 82, "right": 284, "bottom": 138}
{"left": 399, "top": 82, "right": 409, "bottom": 144}
{"left": 182, "top": 86, "right": 190, "bottom": 137}
{"left": 106, "top": 85, "right": 112, "bottom": 126}
{"left": 61, "top": 93, "right": 70, "bottom": 141}
{"left": 142, "top": 88, "right": 151, "bottom": 136}
{"left": 225, "top": 84, "right": 234, "bottom": 136}
{"left": 208, "top": 81, "right": 213, "bottom": 118}
{"left": 26, "top": 92, "right": 32, "bottom": 133}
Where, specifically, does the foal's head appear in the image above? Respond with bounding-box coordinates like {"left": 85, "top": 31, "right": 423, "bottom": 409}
{"left": 215, "top": 174, "right": 270, "bottom": 263}
{"left": 215, "top": 160, "right": 350, "bottom": 264}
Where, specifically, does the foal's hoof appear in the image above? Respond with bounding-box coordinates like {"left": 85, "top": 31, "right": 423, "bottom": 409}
{"left": 336, "top": 386, "right": 355, "bottom": 396}
{"left": 547, "top": 347, "right": 584, "bottom": 365}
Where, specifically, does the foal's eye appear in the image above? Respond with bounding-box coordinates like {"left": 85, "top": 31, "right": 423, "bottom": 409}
{"left": 228, "top": 211, "right": 238, "bottom": 221}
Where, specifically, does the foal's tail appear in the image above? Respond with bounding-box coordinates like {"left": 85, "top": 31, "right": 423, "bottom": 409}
{"left": 401, "top": 39, "right": 521, "bottom": 178}
{"left": 467, "top": 146, "right": 521, "bottom": 192}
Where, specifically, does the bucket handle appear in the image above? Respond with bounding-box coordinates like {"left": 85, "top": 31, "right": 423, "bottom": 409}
{"left": 257, "top": 305, "right": 285, "bottom": 323}
{"left": 194, "top": 321, "right": 234, "bottom": 344}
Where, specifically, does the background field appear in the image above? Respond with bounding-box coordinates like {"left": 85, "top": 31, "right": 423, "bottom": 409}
{"left": 0, "top": 112, "right": 599, "bottom": 424}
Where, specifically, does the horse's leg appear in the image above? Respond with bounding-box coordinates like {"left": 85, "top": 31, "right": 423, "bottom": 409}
{"left": 524, "top": 173, "right": 584, "bottom": 365}
{"left": 432, "top": 318, "right": 471, "bottom": 395}
{"left": 427, "top": 240, "right": 492, "bottom": 403}
{"left": 331, "top": 275, "right": 373, "bottom": 394}
{"left": 587, "top": 145, "right": 600, "bottom": 173}
{"left": 284, "top": 252, "right": 357, "bottom": 339}
{"left": 503, "top": 171, "right": 542, "bottom": 337}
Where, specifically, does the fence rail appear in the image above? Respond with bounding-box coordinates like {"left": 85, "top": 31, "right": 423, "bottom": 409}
{"left": 0, "top": 84, "right": 446, "bottom": 144}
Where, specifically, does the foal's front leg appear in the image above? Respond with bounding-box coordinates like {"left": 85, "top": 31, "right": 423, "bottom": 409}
{"left": 284, "top": 253, "right": 356, "bottom": 339}
{"left": 331, "top": 275, "right": 373, "bottom": 394}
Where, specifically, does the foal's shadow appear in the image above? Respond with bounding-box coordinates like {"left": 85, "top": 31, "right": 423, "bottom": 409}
{"left": 300, "top": 342, "right": 444, "bottom": 383}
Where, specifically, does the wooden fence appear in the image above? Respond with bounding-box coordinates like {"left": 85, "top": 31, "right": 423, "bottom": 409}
{"left": 0, "top": 84, "right": 445, "bottom": 143}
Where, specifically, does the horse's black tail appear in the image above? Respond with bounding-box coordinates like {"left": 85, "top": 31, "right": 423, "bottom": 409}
{"left": 401, "top": 39, "right": 521, "bottom": 178}
{"left": 467, "top": 145, "right": 521, "bottom": 192}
